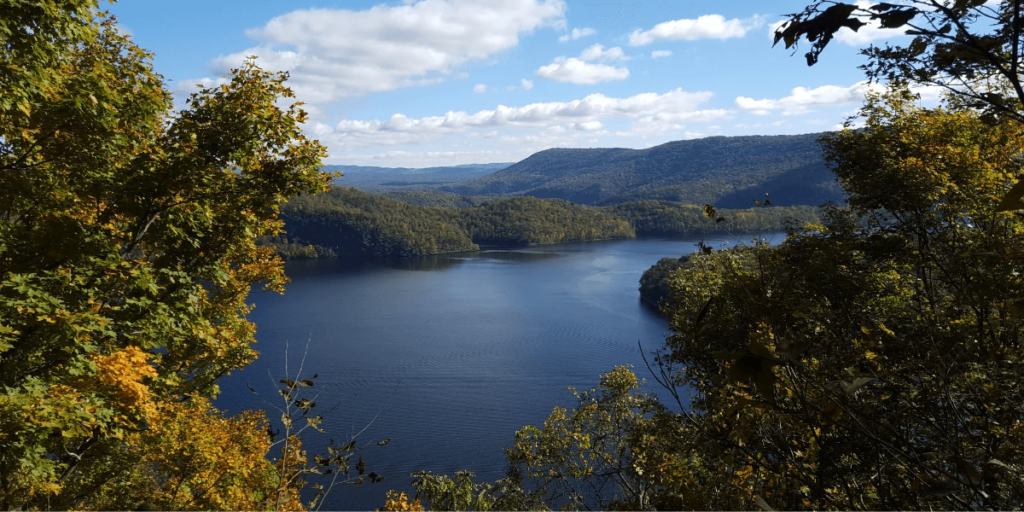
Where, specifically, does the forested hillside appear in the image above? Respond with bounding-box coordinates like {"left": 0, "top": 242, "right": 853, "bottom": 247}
{"left": 278, "top": 188, "right": 480, "bottom": 258}
{"left": 610, "top": 200, "right": 818, "bottom": 236}
{"left": 381, "top": 190, "right": 489, "bottom": 208}
{"left": 438, "top": 134, "right": 842, "bottom": 207}
{"left": 272, "top": 188, "right": 637, "bottom": 257}
{"left": 265, "top": 188, "right": 821, "bottom": 258}
{"left": 458, "top": 196, "right": 634, "bottom": 245}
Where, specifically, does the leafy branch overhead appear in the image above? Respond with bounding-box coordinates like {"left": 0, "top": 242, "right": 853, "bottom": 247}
{"left": 776, "top": 1, "right": 1024, "bottom": 124}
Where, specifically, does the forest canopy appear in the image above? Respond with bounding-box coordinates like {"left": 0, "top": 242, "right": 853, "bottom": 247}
{"left": 0, "top": 3, "right": 343, "bottom": 509}
{"left": 265, "top": 187, "right": 821, "bottom": 259}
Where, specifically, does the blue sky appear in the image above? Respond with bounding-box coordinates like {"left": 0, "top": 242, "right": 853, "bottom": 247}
{"left": 108, "top": 0, "right": 934, "bottom": 167}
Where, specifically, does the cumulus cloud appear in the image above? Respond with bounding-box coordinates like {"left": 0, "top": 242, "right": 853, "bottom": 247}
{"left": 558, "top": 27, "right": 596, "bottom": 42}
{"left": 630, "top": 14, "right": 764, "bottom": 45}
{"left": 174, "top": 76, "right": 230, "bottom": 98}
{"left": 536, "top": 58, "right": 629, "bottom": 84}
{"left": 521, "top": 78, "right": 534, "bottom": 90}
{"left": 473, "top": 83, "right": 488, "bottom": 93}
{"left": 579, "top": 43, "right": 630, "bottom": 61}
{"left": 651, "top": 50, "right": 672, "bottom": 58}
{"left": 536, "top": 43, "right": 630, "bottom": 84}
{"left": 736, "top": 82, "right": 884, "bottom": 115}
{"left": 205, "top": 0, "right": 566, "bottom": 105}
{"left": 736, "top": 81, "right": 944, "bottom": 115}
{"left": 318, "top": 88, "right": 720, "bottom": 151}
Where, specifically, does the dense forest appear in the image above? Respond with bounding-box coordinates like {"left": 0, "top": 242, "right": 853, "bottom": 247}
{"left": 610, "top": 200, "right": 819, "bottom": 236}
{"left": 266, "top": 187, "right": 635, "bottom": 256}
{"left": 275, "top": 187, "right": 480, "bottom": 258}
{"left": 638, "top": 254, "right": 693, "bottom": 310}
{"left": 261, "top": 187, "right": 822, "bottom": 258}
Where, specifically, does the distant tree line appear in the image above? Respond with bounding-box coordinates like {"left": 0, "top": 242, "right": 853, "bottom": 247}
{"left": 260, "top": 188, "right": 822, "bottom": 259}
{"left": 610, "top": 200, "right": 819, "bottom": 236}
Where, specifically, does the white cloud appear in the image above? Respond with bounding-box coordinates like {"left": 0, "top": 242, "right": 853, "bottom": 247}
{"left": 558, "top": 27, "right": 596, "bottom": 42}
{"left": 536, "top": 44, "right": 630, "bottom": 84}
{"left": 651, "top": 50, "right": 672, "bottom": 58}
{"left": 623, "top": 108, "right": 731, "bottom": 135}
{"left": 630, "top": 14, "right": 764, "bottom": 46}
{"left": 579, "top": 43, "right": 630, "bottom": 61}
{"left": 736, "top": 81, "right": 945, "bottom": 115}
{"left": 536, "top": 58, "right": 629, "bottom": 84}
{"left": 318, "top": 88, "right": 720, "bottom": 151}
{"left": 205, "top": 0, "right": 567, "bottom": 105}
{"left": 473, "top": 83, "right": 488, "bottom": 93}
{"left": 736, "top": 81, "right": 885, "bottom": 115}
{"left": 575, "top": 121, "right": 604, "bottom": 131}
{"left": 175, "top": 76, "right": 230, "bottom": 98}
{"left": 521, "top": 78, "right": 534, "bottom": 90}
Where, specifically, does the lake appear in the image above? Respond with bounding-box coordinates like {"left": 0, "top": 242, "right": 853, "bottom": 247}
{"left": 215, "top": 234, "right": 780, "bottom": 510}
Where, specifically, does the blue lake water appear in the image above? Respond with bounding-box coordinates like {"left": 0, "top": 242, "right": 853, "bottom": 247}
{"left": 215, "top": 234, "right": 781, "bottom": 510}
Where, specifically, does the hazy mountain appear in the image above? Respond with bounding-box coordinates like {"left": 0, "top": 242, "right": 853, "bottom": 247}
{"left": 437, "top": 134, "right": 842, "bottom": 208}
{"left": 325, "top": 162, "right": 512, "bottom": 191}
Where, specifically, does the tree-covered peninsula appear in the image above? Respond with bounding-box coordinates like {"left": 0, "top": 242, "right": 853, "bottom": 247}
{"left": 264, "top": 187, "right": 822, "bottom": 258}
{"left": 267, "top": 187, "right": 636, "bottom": 257}
{"left": 276, "top": 186, "right": 480, "bottom": 258}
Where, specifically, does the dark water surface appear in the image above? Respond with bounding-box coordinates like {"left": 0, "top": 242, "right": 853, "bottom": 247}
{"left": 215, "top": 235, "right": 779, "bottom": 510}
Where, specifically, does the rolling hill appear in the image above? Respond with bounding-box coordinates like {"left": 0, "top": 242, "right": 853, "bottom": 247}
{"left": 437, "top": 133, "right": 842, "bottom": 208}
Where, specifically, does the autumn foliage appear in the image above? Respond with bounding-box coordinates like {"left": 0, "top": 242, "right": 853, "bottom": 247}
{"left": 0, "top": 2, "right": 330, "bottom": 509}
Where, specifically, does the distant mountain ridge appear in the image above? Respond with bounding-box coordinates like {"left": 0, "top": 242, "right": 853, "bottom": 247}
{"left": 324, "top": 162, "right": 512, "bottom": 191}
{"left": 437, "top": 134, "right": 842, "bottom": 208}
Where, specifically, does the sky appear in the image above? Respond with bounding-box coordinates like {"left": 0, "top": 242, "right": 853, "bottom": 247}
{"left": 107, "top": 0, "right": 934, "bottom": 168}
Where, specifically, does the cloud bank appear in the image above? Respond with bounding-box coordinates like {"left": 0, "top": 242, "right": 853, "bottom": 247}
{"left": 318, "top": 88, "right": 723, "bottom": 151}
{"left": 203, "top": 0, "right": 567, "bottom": 104}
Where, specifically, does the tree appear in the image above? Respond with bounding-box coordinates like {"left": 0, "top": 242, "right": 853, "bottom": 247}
{"left": 395, "top": 367, "right": 663, "bottom": 512}
{"left": 644, "top": 89, "right": 1024, "bottom": 509}
{"left": 505, "top": 366, "right": 661, "bottom": 511}
{"left": 0, "top": 3, "right": 332, "bottom": 508}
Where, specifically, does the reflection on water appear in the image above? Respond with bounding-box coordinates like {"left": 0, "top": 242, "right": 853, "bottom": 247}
{"left": 473, "top": 248, "right": 563, "bottom": 262}
{"left": 217, "top": 235, "right": 774, "bottom": 510}
{"left": 384, "top": 253, "right": 467, "bottom": 271}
